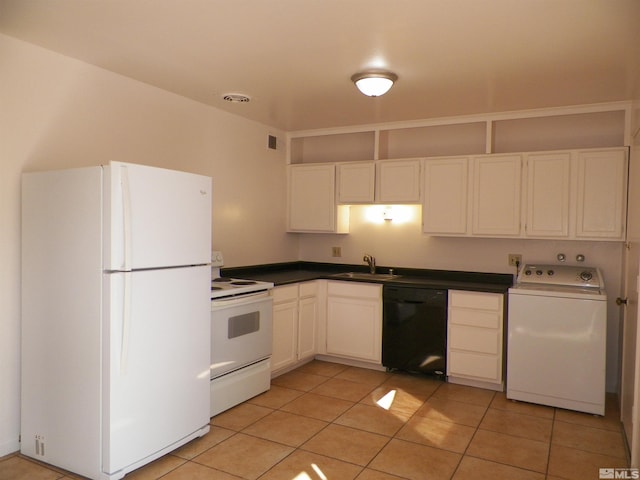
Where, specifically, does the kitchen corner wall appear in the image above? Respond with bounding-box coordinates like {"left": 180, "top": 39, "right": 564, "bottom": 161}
{"left": 297, "top": 204, "right": 625, "bottom": 393}
{"left": 0, "top": 34, "right": 296, "bottom": 456}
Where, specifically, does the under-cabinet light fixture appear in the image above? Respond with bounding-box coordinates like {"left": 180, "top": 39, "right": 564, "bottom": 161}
{"left": 351, "top": 71, "right": 398, "bottom": 97}
{"left": 364, "top": 205, "right": 417, "bottom": 224}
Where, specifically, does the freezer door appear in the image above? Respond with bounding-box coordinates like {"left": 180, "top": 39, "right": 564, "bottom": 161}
{"left": 103, "top": 266, "right": 210, "bottom": 475}
{"left": 104, "top": 162, "right": 211, "bottom": 271}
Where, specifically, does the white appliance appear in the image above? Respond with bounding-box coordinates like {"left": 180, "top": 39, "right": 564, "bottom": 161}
{"left": 507, "top": 264, "right": 607, "bottom": 415}
{"left": 21, "top": 162, "right": 212, "bottom": 480}
{"left": 209, "top": 252, "right": 274, "bottom": 416}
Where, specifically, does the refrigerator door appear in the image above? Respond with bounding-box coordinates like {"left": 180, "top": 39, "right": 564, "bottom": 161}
{"left": 103, "top": 265, "right": 210, "bottom": 475}
{"left": 104, "top": 162, "right": 212, "bottom": 271}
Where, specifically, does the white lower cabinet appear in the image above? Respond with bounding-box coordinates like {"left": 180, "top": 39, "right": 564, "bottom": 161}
{"left": 325, "top": 281, "right": 382, "bottom": 363}
{"left": 447, "top": 290, "right": 505, "bottom": 390}
{"left": 297, "top": 282, "right": 319, "bottom": 360}
{"left": 271, "top": 282, "right": 319, "bottom": 374}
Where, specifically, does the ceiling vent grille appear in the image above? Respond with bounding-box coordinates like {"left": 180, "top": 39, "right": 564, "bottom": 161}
{"left": 222, "top": 93, "right": 251, "bottom": 103}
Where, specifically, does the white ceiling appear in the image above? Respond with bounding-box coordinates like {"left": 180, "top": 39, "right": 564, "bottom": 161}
{"left": 1, "top": 0, "right": 639, "bottom": 132}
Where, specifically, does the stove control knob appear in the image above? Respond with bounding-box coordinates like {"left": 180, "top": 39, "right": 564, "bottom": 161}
{"left": 536, "top": 270, "right": 543, "bottom": 276}
{"left": 580, "top": 271, "right": 593, "bottom": 282}
{"left": 524, "top": 269, "right": 532, "bottom": 275}
{"left": 547, "top": 270, "right": 555, "bottom": 276}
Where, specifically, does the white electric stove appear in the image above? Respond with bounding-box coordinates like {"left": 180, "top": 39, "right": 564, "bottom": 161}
{"left": 209, "top": 252, "right": 274, "bottom": 417}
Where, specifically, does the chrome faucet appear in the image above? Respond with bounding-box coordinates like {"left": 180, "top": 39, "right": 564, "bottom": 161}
{"left": 363, "top": 254, "right": 376, "bottom": 274}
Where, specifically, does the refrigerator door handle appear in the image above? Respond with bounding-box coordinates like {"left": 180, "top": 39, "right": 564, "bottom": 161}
{"left": 120, "top": 165, "right": 133, "bottom": 271}
{"left": 120, "top": 272, "right": 131, "bottom": 375}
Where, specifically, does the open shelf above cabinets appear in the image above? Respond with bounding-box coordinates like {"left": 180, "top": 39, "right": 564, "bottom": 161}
{"left": 287, "top": 103, "right": 630, "bottom": 165}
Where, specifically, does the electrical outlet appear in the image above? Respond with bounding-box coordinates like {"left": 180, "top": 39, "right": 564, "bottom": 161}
{"left": 332, "top": 246, "right": 342, "bottom": 257}
{"left": 508, "top": 254, "right": 522, "bottom": 267}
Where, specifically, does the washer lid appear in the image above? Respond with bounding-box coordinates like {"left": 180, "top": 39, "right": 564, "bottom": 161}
{"left": 516, "top": 264, "right": 604, "bottom": 290}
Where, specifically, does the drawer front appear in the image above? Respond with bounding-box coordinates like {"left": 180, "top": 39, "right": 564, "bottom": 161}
{"left": 449, "top": 325, "right": 500, "bottom": 354}
{"left": 299, "top": 281, "right": 318, "bottom": 298}
{"left": 448, "top": 351, "right": 500, "bottom": 382}
{"left": 449, "top": 290, "right": 502, "bottom": 311}
{"left": 271, "top": 284, "right": 298, "bottom": 303}
{"left": 327, "top": 281, "right": 381, "bottom": 299}
{"left": 449, "top": 308, "right": 501, "bottom": 329}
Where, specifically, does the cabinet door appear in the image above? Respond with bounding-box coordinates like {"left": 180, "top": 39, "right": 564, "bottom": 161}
{"left": 472, "top": 155, "right": 522, "bottom": 236}
{"left": 448, "top": 352, "right": 501, "bottom": 382}
{"left": 575, "top": 149, "right": 627, "bottom": 239}
{"left": 288, "top": 164, "right": 348, "bottom": 233}
{"left": 337, "top": 162, "right": 375, "bottom": 204}
{"left": 298, "top": 296, "right": 318, "bottom": 360}
{"left": 447, "top": 291, "right": 504, "bottom": 386}
{"left": 271, "top": 299, "right": 298, "bottom": 372}
{"left": 326, "top": 283, "right": 381, "bottom": 362}
{"left": 422, "top": 157, "right": 469, "bottom": 234}
{"left": 376, "top": 159, "right": 421, "bottom": 203}
{"left": 526, "top": 152, "right": 571, "bottom": 238}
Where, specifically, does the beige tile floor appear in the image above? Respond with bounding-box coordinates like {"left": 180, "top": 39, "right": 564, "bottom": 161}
{"left": 1, "top": 360, "right": 629, "bottom": 480}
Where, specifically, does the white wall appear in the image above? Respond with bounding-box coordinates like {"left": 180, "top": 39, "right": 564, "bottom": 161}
{"left": 0, "top": 34, "right": 297, "bottom": 456}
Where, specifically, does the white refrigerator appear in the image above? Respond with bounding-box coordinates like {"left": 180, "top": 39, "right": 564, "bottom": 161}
{"left": 21, "top": 162, "right": 212, "bottom": 479}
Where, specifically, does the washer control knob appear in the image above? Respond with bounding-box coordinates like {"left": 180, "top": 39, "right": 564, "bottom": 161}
{"left": 580, "top": 271, "right": 593, "bottom": 282}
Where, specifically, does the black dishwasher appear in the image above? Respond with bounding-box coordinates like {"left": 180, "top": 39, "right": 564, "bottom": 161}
{"left": 382, "top": 285, "right": 447, "bottom": 377}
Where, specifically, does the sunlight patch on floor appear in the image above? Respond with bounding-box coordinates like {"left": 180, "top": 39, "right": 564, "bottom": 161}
{"left": 292, "top": 463, "right": 327, "bottom": 480}
{"left": 376, "top": 389, "right": 396, "bottom": 410}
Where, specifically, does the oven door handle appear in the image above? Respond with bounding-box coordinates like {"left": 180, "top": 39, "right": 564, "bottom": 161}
{"left": 211, "top": 291, "right": 272, "bottom": 308}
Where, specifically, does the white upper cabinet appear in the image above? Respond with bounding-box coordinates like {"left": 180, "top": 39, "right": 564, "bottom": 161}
{"left": 337, "top": 159, "right": 421, "bottom": 204}
{"left": 575, "top": 149, "right": 628, "bottom": 240}
{"left": 524, "top": 147, "right": 627, "bottom": 240}
{"left": 471, "top": 154, "right": 523, "bottom": 237}
{"left": 525, "top": 152, "right": 571, "bottom": 238}
{"left": 422, "top": 157, "right": 469, "bottom": 235}
{"left": 337, "top": 162, "right": 375, "bottom": 204}
{"left": 287, "top": 164, "right": 349, "bottom": 233}
{"left": 376, "top": 159, "right": 421, "bottom": 203}
{"left": 420, "top": 147, "right": 627, "bottom": 241}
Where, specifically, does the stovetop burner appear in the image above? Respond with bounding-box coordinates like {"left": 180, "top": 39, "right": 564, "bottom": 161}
{"left": 210, "top": 275, "right": 274, "bottom": 299}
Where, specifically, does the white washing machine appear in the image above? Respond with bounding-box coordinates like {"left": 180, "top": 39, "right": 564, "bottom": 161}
{"left": 507, "top": 264, "right": 607, "bottom": 415}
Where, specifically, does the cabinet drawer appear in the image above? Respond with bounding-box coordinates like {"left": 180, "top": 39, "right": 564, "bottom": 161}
{"left": 272, "top": 284, "right": 298, "bottom": 303}
{"left": 449, "top": 325, "right": 500, "bottom": 354}
{"left": 448, "top": 351, "right": 500, "bottom": 381}
{"left": 327, "top": 281, "right": 381, "bottom": 299}
{"left": 449, "top": 308, "right": 501, "bottom": 329}
{"left": 449, "top": 290, "right": 502, "bottom": 311}
{"left": 299, "top": 281, "right": 318, "bottom": 297}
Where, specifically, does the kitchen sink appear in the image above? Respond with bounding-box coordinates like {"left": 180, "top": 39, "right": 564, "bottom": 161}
{"left": 331, "top": 272, "right": 401, "bottom": 281}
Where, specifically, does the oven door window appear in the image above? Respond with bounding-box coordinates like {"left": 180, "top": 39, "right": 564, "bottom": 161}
{"left": 228, "top": 312, "right": 260, "bottom": 339}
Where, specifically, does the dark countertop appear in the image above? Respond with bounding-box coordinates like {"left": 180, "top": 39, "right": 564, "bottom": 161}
{"left": 222, "top": 261, "right": 513, "bottom": 293}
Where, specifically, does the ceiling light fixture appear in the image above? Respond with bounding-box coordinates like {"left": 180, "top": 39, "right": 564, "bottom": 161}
{"left": 351, "top": 71, "right": 398, "bottom": 97}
